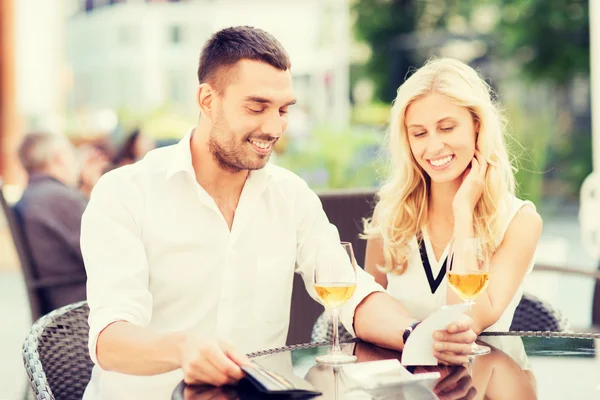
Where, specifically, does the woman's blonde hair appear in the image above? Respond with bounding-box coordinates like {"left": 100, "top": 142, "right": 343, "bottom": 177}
{"left": 364, "top": 57, "right": 516, "bottom": 274}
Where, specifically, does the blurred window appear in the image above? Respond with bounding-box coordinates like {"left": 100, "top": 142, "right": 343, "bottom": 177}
{"left": 169, "top": 25, "right": 183, "bottom": 45}
{"left": 168, "top": 69, "right": 187, "bottom": 104}
{"left": 119, "top": 25, "right": 139, "bottom": 47}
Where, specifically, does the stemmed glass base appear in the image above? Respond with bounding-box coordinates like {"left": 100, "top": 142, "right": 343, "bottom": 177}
{"left": 317, "top": 308, "right": 357, "bottom": 364}
{"left": 470, "top": 342, "right": 490, "bottom": 356}
{"left": 316, "top": 352, "right": 357, "bottom": 364}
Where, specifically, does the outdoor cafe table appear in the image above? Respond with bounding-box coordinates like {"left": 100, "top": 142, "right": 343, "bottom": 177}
{"left": 172, "top": 332, "right": 600, "bottom": 399}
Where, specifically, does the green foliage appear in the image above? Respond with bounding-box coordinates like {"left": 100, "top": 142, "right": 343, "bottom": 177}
{"left": 494, "top": 0, "right": 589, "bottom": 84}
{"left": 275, "top": 125, "right": 385, "bottom": 189}
{"left": 550, "top": 129, "right": 593, "bottom": 197}
{"left": 351, "top": 102, "right": 391, "bottom": 127}
{"left": 504, "top": 98, "right": 558, "bottom": 205}
{"left": 117, "top": 105, "right": 195, "bottom": 140}
{"left": 352, "top": 0, "right": 496, "bottom": 102}
{"left": 353, "top": 0, "right": 590, "bottom": 101}
{"left": 352, "top": 0, "right": 422, "bottom": 102}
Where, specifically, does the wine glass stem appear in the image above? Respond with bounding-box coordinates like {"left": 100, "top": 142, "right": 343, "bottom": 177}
{"left": 465, "top": 299, "right": 475, "bottom": 313}
{"left": 331, "top": 307, "right": 341, "bottom": 354}
{"left": 333, "top": 367, "right": 339, "bottom": 400}
{"left": 464, "top": 299, "right": 478, "bottom": 350}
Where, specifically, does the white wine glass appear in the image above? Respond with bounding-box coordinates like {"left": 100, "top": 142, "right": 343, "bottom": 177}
{"left": 313, "top": 242, "right": 358, "bottom": 364}
{"left": 447, "top": 237, "right": 491, "bottom": 356}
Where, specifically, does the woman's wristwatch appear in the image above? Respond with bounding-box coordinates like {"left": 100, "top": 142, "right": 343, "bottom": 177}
{"left": 402, "top": 321, "right": 421, "bottom": 344}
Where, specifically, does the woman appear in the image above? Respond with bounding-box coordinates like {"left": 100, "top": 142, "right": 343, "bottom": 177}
{"left": 363, "top": 57, "right": 542, "bottom": 336}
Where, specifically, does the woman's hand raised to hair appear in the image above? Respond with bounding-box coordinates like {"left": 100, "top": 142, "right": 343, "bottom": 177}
{"left": 452, "top": 151, "right": 488, "bottom": 217}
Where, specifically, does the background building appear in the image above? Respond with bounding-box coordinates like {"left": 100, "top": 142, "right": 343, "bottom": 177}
{"left": 65, "top": 0, "right": 351, "bottom": 132}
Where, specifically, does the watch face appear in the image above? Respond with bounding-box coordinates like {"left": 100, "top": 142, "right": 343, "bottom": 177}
{"left": 402, "top": 328, "right": 410, "bottom": 344}
{"left": 403, "top": 322, "right": 419, "bottom": 344}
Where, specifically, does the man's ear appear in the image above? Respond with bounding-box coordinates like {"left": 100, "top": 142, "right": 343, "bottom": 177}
{"left": 197, "top": 83, "right": 215, "bottom": 119}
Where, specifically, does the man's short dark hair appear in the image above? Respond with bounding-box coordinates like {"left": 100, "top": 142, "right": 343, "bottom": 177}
{"left": 197, "top": 26, "right": 291, "bottom": 91}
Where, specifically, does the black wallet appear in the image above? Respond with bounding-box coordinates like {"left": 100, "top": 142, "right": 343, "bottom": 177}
{"left": 241, "top": 363, "right": 321, "bottom": 398}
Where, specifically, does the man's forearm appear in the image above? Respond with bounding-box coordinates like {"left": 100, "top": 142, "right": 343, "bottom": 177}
{"left": 96, "top": 321, "right": 186, "bottom": 375}
{"left": 353, "top": 292, "right": 417, "bottom": 351}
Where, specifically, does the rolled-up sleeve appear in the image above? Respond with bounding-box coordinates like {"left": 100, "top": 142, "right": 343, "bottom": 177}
{"left": 80, "top": 170, "right": 153, "bottom": 365}
{"left": 294, "top": 183, "right": 384, "bottom": 337}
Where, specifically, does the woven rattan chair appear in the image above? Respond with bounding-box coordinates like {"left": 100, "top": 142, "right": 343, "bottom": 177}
{"left": 510, "top": 292, "right": 570, "bottom": 332}
{"left": 310, "top": 311, "right": 354, "bottom": 343}
{"left": 22, "top": 301, "right": 93, "bottom": 400}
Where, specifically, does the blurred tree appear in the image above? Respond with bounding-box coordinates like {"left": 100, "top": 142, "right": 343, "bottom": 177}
{"left": 353, "top": 0, "right": 589, "bottom": 97}
{"left": 493, "top": 0, "right": 591, "bottom": 201}
{"left": 494, "top": 0, "right": 589, "bottom": 84}
{"left": 352, "top": 0, "right": 422, "bottom": 103}
{"left": 352, "top": 0, "right": 490, "bottom": 103}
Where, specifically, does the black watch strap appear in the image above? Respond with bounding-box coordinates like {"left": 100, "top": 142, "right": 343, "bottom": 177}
{"left": 402, "top": 321, "right": 421, "bottom": 344}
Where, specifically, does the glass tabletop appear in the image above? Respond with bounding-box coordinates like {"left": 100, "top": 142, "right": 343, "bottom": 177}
{"left": 174, "top": 334, "right": 600, "bottom": 399}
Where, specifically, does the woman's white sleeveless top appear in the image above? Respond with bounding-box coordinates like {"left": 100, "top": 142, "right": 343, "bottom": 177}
{"left": 386, "top": 197, "right": 535, "bottom": 332}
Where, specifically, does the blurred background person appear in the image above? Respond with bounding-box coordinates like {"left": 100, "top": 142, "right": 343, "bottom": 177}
{"left": 111, "top": 128, "right": 155, "bottom": 168}
{"left": 13, "top": 132, "right": 108, "bottom": 311}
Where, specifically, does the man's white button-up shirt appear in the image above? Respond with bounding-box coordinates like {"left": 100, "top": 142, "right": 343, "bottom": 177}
{"left": 80, "top": 132, "right": 384, "bottom": 399}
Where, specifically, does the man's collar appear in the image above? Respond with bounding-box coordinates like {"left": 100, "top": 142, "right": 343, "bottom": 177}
{"left": 165, "top": 129, "right": 195, "bottom": 180}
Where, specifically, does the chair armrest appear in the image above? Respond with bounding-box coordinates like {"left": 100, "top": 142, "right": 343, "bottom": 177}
{"left": 534, "top": 264, "right": 600, "bottom": 281}
{"left": 30, "top": 275, "right": 87, "bottom": 289}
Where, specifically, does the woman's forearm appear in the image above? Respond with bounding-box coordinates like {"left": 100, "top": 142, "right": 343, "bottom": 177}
{"left": 353, "top": 292, "right": 417, "bottom": 351}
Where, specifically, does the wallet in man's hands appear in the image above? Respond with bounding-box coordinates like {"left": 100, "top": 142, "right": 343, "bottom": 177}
{"left": 241, "top": 363, "right": 321, "bottom": 397}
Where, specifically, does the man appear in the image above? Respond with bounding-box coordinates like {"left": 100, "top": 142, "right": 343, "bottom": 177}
{"left": 14, "top": 132, "right": 106, "bottom": 311}
{"left": 81, "top": 26, "right": 476, "bottom": 399}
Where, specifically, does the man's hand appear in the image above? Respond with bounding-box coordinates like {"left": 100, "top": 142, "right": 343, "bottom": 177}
{"left": 180, "top": 337, "right": 251, "bottom": 386}
{"left": 432, "top": 315, "right": 477, "bottom": 365}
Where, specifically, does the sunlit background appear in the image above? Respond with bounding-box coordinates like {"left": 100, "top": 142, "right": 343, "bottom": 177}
{"left": 0, "top": 0, "right": 597, "bottom": 398}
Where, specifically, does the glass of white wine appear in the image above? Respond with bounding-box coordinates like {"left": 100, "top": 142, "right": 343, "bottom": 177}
{"left": 313, "top": 242, "right": 358, "bottom": 364}
{"left": 447, "top": 237, "right": 491, "bottom": 356}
